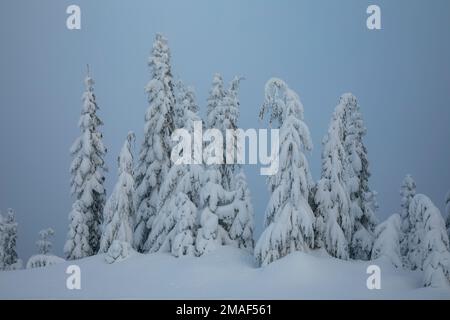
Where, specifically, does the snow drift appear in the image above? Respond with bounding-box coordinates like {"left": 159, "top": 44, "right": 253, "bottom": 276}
{"left": 0, "top": 246, "right": 449, "bottom": 299}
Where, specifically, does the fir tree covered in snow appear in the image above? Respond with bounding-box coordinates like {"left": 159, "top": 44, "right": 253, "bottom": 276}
{"left": 371, "top": 214, "right": 402, "bottom": 268}
{"left": 407, "top": 194, "right": 450, "bottom": 287}
{"left": 445, "top": 190, "right": 450, "bottom": 239}
{"left": 100, "top": 132, "right": 135, "bottom": 253}
{"left": 340, "top": 94, "right": 377, "bottom": 260}
{"left": 0, "top": 209, "right": 21, "bottom": 270}
{"left": 144, "top": 80, "right": 203, "bottom": 255}
{"left": 254, "top": 78, "right": 315, "bottom": 266}
{"left": 67, "top": 69, "right": 107, "bottom": 257}
{"left": 314, "top": 99, "right": 351, "bottom": 259}
{"left": 134, "top": 34, "right": 176, "bottom": 252}
{"left": 399, "top": 175, "right": 416, "bottom": 267}
{"left": 196, "top": 168, "right": 235, "bottom": 255}
{"left": 37, "top": 228, "right": 54, "bottom": 255}
{"left": 219, "top": 77, "right": 242, "bottom": 191}
{"left": 206, "top": 73, "right": 225, "bottom": 130}
{"left": 197, "top": 170, "right": 255, "bottom": 254}
{"left": 203, "top": 74, "right": 248, "bottom": 249}
{"left": 170, "top": 193, "right": 198, "bottom": 257}
{"left": 206, "top": 74, "right": 242, "bottom": 190}
{"left": 228, "top": 171, "right": 254, "bottom": 251}
{"left": 64, "top": 200, "right": 91, "bottom": 259}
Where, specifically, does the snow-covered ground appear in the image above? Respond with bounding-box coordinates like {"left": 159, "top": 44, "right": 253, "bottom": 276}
{"left": 0, "top": 246, "right": 449, "bottom": 299}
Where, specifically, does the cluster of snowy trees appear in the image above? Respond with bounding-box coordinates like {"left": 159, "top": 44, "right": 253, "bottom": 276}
{"left": 64, "top": 34, "right": 254, "bottom": 262}
{"left": 252, "top": 80, "right": 450, "bottom": 287}
{"left": 372, "top": 176, "right": 450, "bottom": 287}
{"left": 255, "top": 89, "right": 377, "bottom": 265}
{"left": 58, "top": 33, "right": 449, "bottom": 287}
{"left": 0, "top": 210, "right": 64, "bottom": 270}
{"left": 0, "top": 209, "right": 21, "bottom": 270}
{"left": 2, "top": 33, "right": 449, "bottom": 289}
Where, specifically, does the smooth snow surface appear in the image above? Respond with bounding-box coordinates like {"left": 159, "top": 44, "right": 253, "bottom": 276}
{"left": 0, "top": 246, "right": 449, "bottom": 299}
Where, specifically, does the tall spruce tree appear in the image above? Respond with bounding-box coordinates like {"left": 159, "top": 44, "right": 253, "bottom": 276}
{"left": 399, "top": 175, "right": 416, "bottom": 267}
{"left": 145, "top": 80, "right": 203, "bottom": 254}
{"left": 254, "top": 78, "right": 315, "bottom": 266}
{"left": 65, "top": 200, "right": 91, "bottom": 259}
{"left": 407, "top": 194, "right": 450, "bottom": 287}
{"left": 100, "top": 132, "right": 135, "bottom": 253}
{"left": 37, "top": 228, "right": 55, "bottom": 255}
{"left": 314, "top": 98, "right": 351, "bottom": 259}
{"left": 0, "top": 209, "right": 21, "bottom": 270}
{"left": 202, "top": 74, "right": 247, "bottom": 251}
{"left": 445, "top": 190, "right": 450, "bottom": 239}
{"left": 371, "top": 213, "right": 402, "bottom": 268}
{"left": 206, "top": 73, "right": 225, "bottom": 129}
{"left": 340, "top": 94, "right": 377, "bottom": 260}
{"left": 67, "top": 68, "right": 107, "bottom": 257}
{"left": 134, "top": 34, "right": 176, "bottom": 252}
{"left": 196, "top": 168, "right": 235, "bottom": 255}
{"left": 228, "top": 171, "right": 254, "bottom": 251}
{"left": 206, "top": 74, "right": 242, "bottom": 190}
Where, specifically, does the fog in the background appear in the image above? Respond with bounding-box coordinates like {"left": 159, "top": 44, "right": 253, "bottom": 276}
{"left": 1, "top": 0, "right": 450, "bottom": 261}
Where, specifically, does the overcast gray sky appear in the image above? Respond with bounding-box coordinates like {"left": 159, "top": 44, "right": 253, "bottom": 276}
{"left": 1, "top": 0, "right": 450, "bottom": 261}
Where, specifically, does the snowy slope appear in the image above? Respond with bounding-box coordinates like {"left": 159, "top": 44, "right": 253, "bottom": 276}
{"left": 0, "top": 246, "right": 449, "bottom": 299}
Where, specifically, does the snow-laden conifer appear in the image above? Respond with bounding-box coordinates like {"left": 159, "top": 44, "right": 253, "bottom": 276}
{"left": 254, "top": 78, "right": 315, "bottom": 266}
{"left": 445, "top": 190, "right": 450, "bottom": 240}
{"left": 100, "top": 132, "right": 135, "bottom": 253}
{"left": 145, "top": 81, "right": 202, "bottom": 255}
{"left": 68, "top": 69, "right": 107, "bottom": 256}
{"left": 64, "top": 200, "right": 91, "bottom": 259}
{"left": 314, "top": 100, "right": 351, "bottom": 259}
{"left": 371, "top": 214, "right": 402, "bottom": 268}
{"left": 407, "top": 194, "right": 450, "bottom": 287}
{"left": 134, "top": 34, "right": 176, "bottom": 252}
{"left": 340, "top": 94, "right": 377, "bottom": 260}
{"left": 0, "top": 209, "right": 22, "bottom": 270}
{"left": 399, "top": 175, "right": 416, "bottom": 267}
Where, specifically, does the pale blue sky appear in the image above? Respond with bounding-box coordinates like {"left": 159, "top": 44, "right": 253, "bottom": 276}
{"left": 1, "top": 0, "right": 449, "bottom": 260}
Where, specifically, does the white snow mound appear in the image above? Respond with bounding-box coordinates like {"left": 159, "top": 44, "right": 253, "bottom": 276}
{"left": 0, "top": 246, "right": 449, "bottom": 299}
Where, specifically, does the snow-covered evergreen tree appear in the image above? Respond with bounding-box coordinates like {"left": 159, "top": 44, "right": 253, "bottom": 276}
{"left": 206, "top": 73, "right": 225, "bottom": 131}
{"left": 202, "top": 74, "right": 247, "bottom": 252}
{"left": 170, "top": 193, "right": 197, "bottom": 257}
{"left": 196, "top": 168, "right": 235, "bottom": 255}
{"left": 0, "top": 213, "right": 3, "bottom": 268}
{"left": 144, "top": 80, "right": 203, "bottom": 254}
{"left": 228, "top": 171, "right": 254, "bottom": 251}
{"left": 371, "top": 214, "right": 402, "bottom": 268}
{"left": 173, "top": 80, "right": 198, "bottom": 129}
{"left": 254, "top": 78, "right": 315, "bottom": 266}
{"left": 206, "top": 75, "right": 242, "bottom": 189}
{"left": 100, "top": 132, "right": 135, "bottom": 253}
{"left": 408, "top": 194, "right": 450, "bottom": 278}
{"left": 445, "top": 190, "right": 450, "bottom": 239}
{"left": 134, "top": 34, "right": 176, "bottom": 252}
{"left": 37, "top": 228, "right": 54, "bottom": 255}
{"left": 0, "top": 209, "right": 21, "bottom": 270}
{"left": 340, "top": 94, "right": 377, "bottom": 260}
{"left": 68, "top": 68, "right": 107, "bottom": 256}
{"left": 406, "top": 194, "right": 450, "bottom": 287}
{"left": 200, "top": 170, "right": 255, "bottom": 252}
{"left": 64, "top": 200, "right": 91, "bottom": 259}
{"left": 399, "top": 175, "right": 416, "bottom": 267}
{"left": 314, "top": 99, "right": 351, "bottom": 259}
